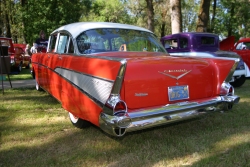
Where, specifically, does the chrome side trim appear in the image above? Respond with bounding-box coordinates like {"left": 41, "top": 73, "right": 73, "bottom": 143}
{"left": 99, "top": 95, "right": 240, "bottom": 137}
{"left": 55, "top": 68, "right": 114, "bottom": 104}
{"left": 224, "top": 58, "right": 240, "bottom": 82}
{"left": 102, "top": 59, "right": 127, "bottom": 115}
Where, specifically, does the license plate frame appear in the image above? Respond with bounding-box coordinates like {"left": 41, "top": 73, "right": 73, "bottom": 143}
{"left": 168, "top": 85, "right": 189, "bottom": 101}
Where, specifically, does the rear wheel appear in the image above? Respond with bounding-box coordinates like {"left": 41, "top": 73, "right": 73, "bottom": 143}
{"left": 230, "top": 75, "right": 246, "bottom": 87}
{"left": 69, "top": 112, "right": 90, "bottom": 128}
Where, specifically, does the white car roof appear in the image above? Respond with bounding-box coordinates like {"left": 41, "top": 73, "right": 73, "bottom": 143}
{"left": 51, "top": 22, "right": 153, "bottom": 38}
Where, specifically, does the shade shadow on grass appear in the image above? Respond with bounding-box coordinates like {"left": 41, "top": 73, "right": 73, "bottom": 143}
{"left": 0, "top": 80, "right": 250, "bottom": 167}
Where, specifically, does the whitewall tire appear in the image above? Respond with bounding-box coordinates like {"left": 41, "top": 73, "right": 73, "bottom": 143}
{"left": 69, "top": 112, "right": 90, "bottom": 128}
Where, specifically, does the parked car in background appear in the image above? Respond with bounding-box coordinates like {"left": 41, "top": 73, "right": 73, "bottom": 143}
{"left": 0, "top": 37, "right": 13, "bottom": 74}
{"left": 13, "top": 43, "right": 31, "bottom": 72}
{"left": 161, "top": 32, "right": 248, "bottom": 87}
{"left": 220, "top": 36, "right": 250, "bottom": 78}
{"left": 0, "top": 37, "right": 31, "bottom": 73}
{"left": 31, "top": 22, "right": 240, "bottom": 137}
{"left": 0, "top": 37, "right": 15, "bottom": 67}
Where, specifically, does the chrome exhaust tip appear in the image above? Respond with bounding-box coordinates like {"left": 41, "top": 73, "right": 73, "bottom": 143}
{"left": 114, "top": 127, "right": 126, "bottom": 137}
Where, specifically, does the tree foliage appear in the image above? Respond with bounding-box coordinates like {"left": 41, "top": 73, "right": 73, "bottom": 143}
{"left": 80, "top": 0, "right": 131, "bottom": 23}
{"left": 0, "top": 0, "right": 90, "bottom": 44}
{"left": 1, "top": 0, "right": 250, "bottom": 43}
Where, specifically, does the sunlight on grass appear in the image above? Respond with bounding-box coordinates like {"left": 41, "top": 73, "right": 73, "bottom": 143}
{"left": 212, "top": 132, "right": 250, "bottom": 152}
{"left": 149, "top": 131, "right": 250, "bottom": 167}
{"left": 1, "top": 80, "right": 250, "bottom": 166}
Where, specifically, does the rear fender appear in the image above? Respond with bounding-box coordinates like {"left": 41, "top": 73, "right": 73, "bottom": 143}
{"left": 206, "top": 57, "right": 240, "bottom": 93}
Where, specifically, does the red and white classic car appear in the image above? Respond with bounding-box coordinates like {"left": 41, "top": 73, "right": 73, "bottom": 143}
{"left": 13, "top": 43, "right": 31, "bottom": 72}
{"left": 31, "top": 22, "right": 240, "bottom": 137}
{"left": 220, "top": 36, "right": 250, "bottom": 78}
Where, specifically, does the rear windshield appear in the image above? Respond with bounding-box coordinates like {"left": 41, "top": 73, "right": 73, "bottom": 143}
{"left": 76, "top": 28, "right": 166, "bottom": 54}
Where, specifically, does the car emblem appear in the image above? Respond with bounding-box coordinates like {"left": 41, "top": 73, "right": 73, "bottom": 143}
{"left": 135, "top": 93, "right": 148, "bottom": 97}
{"left": 158, "top": 69, "right": 191, "bottom": 80}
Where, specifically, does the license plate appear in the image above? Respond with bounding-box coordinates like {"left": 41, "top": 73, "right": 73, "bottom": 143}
{"left": 168, "top": 85, "right": 189, "bottom": 101}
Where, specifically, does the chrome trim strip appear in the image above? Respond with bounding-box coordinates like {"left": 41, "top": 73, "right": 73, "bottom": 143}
{"left": 99, "top": 95, "right": 240, "bottom": 137}
{"left": 102, "top": 59, "right": 127, "bottom": 115}
{"left": 170, "top": 52, "right": 240, "bottom": 83}
{"left": 169, "top": 51, "right": 240, "bottom": 59}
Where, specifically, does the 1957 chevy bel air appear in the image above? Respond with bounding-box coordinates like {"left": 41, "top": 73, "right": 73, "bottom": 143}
{"left": 31, "top": 22, "right": 240, "bottom": 137}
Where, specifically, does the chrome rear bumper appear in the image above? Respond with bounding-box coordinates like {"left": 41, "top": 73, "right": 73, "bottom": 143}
{"left": 99, "top": 95, "right": 240, "bottom": 137}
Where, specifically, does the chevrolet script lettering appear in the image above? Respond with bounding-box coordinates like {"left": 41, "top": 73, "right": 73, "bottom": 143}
{"left": 135, "top": 93, "right": 148, "bottom": 97}
{"left": 158, "top": 69, "right": 192, "bottom": 80}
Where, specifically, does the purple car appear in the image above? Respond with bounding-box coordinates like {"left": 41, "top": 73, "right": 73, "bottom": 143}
{"left": 161, "top": 32, "right": 247, "bottom": 87}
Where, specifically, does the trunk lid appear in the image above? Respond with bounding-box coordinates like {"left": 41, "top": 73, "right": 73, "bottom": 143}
{"left": 122, "top": 54, "right": 217, "bottom": 109}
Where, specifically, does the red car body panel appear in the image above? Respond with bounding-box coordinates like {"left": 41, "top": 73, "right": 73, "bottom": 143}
{"left": 31, "top": 22, "right": 240, "bottom": 137}
{"left": 220, "top": 36, "right": 250, "bottom": 69}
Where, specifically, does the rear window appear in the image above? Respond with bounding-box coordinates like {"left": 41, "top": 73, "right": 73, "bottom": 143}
{"left": 76, "top": 28, "right": 166, "bottom": 54}
{"left": 0, "top": 39, "right": 11, "bottom": 47}
{"left": 201, "top": 37, "right": 215, "bottom": 45}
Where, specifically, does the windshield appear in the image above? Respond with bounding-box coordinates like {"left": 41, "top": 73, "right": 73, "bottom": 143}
{"left": 76, "top": 28, "right": 166, "bottom": 54}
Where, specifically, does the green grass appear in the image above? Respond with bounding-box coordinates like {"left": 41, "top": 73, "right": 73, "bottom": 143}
{"left": 8, "top": 67, "right": 33, "bottom": 80}
{"left": 0, "top": 80, "right": 250, "bottom": 167}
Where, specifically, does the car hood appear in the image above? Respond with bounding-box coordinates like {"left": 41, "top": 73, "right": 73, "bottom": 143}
{"left": 220, "top": 36, "right": 235, "bottom": 51}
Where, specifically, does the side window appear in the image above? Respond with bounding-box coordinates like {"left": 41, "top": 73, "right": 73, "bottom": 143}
{"left": 163, "top": 39, "right": 178, "bottom": 49}
{"left": 57, "top": 34, "right": 69, "bottom": 54}
{"left": 179, "top": 38, "right": 188, "bottom": 49}
{"left": 0, "top": 40, "right": 10, "bottom": 47}
{"left": 235, "top": 42, "right": 250, "bottom": 50}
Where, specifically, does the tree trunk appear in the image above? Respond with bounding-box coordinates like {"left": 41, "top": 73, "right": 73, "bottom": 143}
{"left": 196, "top": 0, "right": 211, "bottom": 32}
{"left": 4, "top": 5, "right": 11, "bottom": 38}
{"left": 210, "top": 0, "right": 217, "bottom": 32}
{"left": 170, "top": 0, "right": 182, "bottom": 34}
{"left": 228, "top": 3, "right": 235, "bottom": 37}
{"left": 145, "top": 0, "right": 154, "bottom": 32}
{"left": 161, "top": 22, "right": 166, "bottom": 37}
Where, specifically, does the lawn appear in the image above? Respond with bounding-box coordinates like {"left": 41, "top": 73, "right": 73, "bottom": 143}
{"left": 0, "top": 79, "right": 250, "bottom": 167}
{"left": 8, "top": 67, "right": 33, "bottom": 80}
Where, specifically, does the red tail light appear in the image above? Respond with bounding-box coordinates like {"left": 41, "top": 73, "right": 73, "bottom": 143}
{"left": 220, "top": 82, "right": 234, "bottom": 96}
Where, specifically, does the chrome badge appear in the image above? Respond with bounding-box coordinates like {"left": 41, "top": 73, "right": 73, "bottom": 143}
{"left": 158, "top": 69, "right": 191, "bottom": 80}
